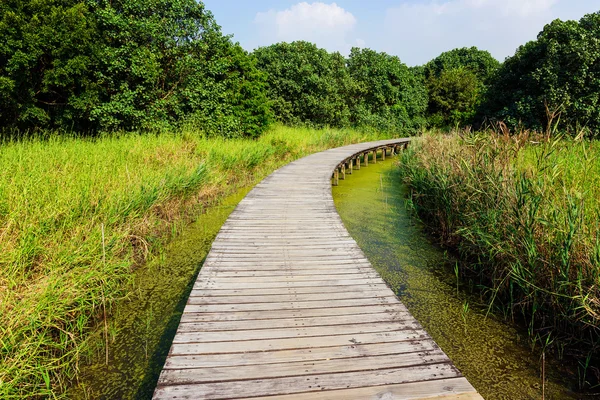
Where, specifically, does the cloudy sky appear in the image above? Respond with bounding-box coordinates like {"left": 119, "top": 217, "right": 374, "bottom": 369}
{"left": 201, "top": 0, "right": 599, "bottom": 66}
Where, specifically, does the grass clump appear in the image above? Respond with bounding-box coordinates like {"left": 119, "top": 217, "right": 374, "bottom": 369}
{"left": 0, "top": 125, "right": 390, "bottom": 398}
{"left": 398, "top": 129, "right": 600, "bottom": 384}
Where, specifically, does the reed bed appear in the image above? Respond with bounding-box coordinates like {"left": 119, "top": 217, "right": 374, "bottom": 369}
{"left": 398, "top": 129, "right": 600, "bottom": 384}
{"left": 0, "top": 125, "right": 389, "bottom": 398}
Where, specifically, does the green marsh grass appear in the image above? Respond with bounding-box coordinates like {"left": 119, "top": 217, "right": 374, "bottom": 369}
{"left": 398, "top": 130, "right": 600, "bottom": 385}
{"left": 0, "top": 125, "right": 390, "bottom": 398}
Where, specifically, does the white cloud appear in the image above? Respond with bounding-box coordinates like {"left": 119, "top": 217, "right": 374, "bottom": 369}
{"left": 254, "top": 2, "right": 358, "bottom": 54}
{"left": 383, "top": 0, "right": 568, "bottom": 65}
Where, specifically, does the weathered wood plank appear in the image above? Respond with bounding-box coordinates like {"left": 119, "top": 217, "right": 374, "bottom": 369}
{"left": 162, "top": 340, "right": 439, "bottom": 369}
{"left": 153, "top": 363, "right": 461, "bottom": 399}
{"left": 179, "top": 303, "right": 409, "bottom": 322}
{"left": 169, "top": 330, "right": 430, "bottom": 355}
{"left": 158, "top": 350, "right": 449, "bottom": 385}
{"left": 177, "top": 311, "right": 411, "bottom": 331}
{"left": 172, "top": 321, "right": 421, "bottom": 343}
{"left": 187, "top": 290, "right": 396, "bottom": 304}
{"left": 183, "top": 295, "right": 401, "bottom": 312}
{"left": 248, "top": 379, "right": 481, "bottom": 400}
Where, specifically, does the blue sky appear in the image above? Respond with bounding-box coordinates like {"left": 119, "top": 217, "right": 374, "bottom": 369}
{"left": 202, "top": 0, "right": 600, "bottom": 66}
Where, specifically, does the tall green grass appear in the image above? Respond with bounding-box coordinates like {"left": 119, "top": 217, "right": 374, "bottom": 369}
{"left": 0, "top": 125, "right": 391, "bottom": 398}
{"left": 398, "top": 130, "right": 600, "bottom": 384}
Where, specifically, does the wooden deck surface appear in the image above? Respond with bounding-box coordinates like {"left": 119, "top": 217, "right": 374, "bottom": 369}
{"left": 154, "top": 139, "right": 482, "bottom": 400}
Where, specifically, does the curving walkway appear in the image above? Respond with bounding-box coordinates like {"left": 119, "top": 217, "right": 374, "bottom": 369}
{"left": 153, "top": 139, "right": 482, "bottom": 400}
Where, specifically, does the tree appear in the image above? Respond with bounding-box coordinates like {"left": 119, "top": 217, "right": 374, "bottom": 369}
{"left": 253, "top": 41, "right": 351, "bottom": 127}
{"left": 428, "top": 68, "right": 481, "bottom": 127}
{"left": 0, "top": 0, "right": 99, "bottom": 129}
{"left": 0, "top": 0, "right": 272, "bottom": 137}
{"left": 347, "top": 48, "right": 427, "bottom": 132}
{"left": 423, "top": 47, "right": 499, "bottom": 127}
{"left": 482, "top": 12, "right": 600, "bottom": 135}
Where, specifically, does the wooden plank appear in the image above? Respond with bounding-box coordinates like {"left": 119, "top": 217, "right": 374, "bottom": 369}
{"left": 183, "top": 296, "right": 401, "bottom": 313}
{"left": 188, "top": 284, "right": 392, "bottom": 297}
{"left": 169, "top": 330, "right": 430, "bottom": 355}
{"left": 193, "top": 273, "right": 382, "bottom": 283}
{"left": 187, "top": 290, "right": 396, "bottom": 304}
{"left": 163, "top": 340, "right": 439, "bottom": 369}
{"left": 177, "top": 311, "right": 411, "bottom": 331}
{"left": 248, "top": 379, "right": 481, "bottom": 400}
{"left": 158, "top": 350, "right": 449, "bottom": 385}
{"left": 173, "top": 321, "right": 421, "bottom": 343}
{"left": 179, "top": 303, "right": 410, "bottom": 323}
{"left": 193, "top": 278, "right": 388, "bottom": 290}
{"left": 153, "top": 363, "right": 461, "bottom": 399}
{"left": 199, "top": 266, "right": 376, "bottom": 274}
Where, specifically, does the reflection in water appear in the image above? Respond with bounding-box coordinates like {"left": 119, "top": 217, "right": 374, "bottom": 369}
{"left": 333, "top": 158, "right": 577, "bottom": 400}
{"left": 72, "top": 188, "right": 250, "bottom": 399}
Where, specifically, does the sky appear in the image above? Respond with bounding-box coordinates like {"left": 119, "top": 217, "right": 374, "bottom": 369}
{"left": 201, "top": 0, "right": 600, "bottom": 66}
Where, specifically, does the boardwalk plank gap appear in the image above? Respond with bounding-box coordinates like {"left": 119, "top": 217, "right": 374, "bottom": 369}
{"left": 154, "top": 139, "right": 482, "bottom": 400}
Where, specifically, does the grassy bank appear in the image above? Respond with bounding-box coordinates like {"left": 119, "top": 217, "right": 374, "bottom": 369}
{"left": 398, "top": 131, "right": 600, "bottom": 385}
{"left": 0, "top": 125, "right": 391, "bottom": 398}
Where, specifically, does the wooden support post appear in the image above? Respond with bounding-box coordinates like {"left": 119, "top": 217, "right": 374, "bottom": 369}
{"left": 341, "top": 164, "right": 346, "bottom": 180}
{"left": 372, "top": 149, "right": 377, "bottom": 164}
{"left": 381, "top": 147, "right": 386, "bottom": 161}
{"left": 403, "top": 142, "right": 408, "bottom": 150}
{"left": 333, "top": 169, "right": 339, "bottom": 186}
{"left": 364, "top": 152, "right": 368, "bottom": 166}
{"left": 355, "top": 156, "right": 360, "bottom": 170}
{"left": 348, "top": 159, "right": 353, "bottom": 174}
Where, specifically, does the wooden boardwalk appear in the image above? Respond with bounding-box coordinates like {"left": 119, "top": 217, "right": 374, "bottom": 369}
{"left": 154, "top": 139, "right": 482, "bottom": 400}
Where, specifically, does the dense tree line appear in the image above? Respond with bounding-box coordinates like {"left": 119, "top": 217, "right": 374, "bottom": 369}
{"left": 253, "top": 43, "right": 427, "bottom": 132}
{"left": 0, "top": 0, "right": 272, "bottom": 137}
{"left": 1, "top": 1, "right": 598, "bottom": 137}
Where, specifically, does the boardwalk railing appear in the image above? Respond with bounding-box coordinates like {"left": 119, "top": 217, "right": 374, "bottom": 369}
{"left": 153, "top": 139, "right": 482, "bottom": 400}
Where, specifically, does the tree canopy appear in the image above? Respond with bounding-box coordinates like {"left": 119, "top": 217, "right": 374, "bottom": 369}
{"left": 483, "top": 12, "right": 600, "bottom": 135}
{"left": 0, "top": 0, "right": 272, "bottom": 137}
{"left": 253, "top": 41, "right": 351, "bottom": 128}
{"left": 423, "top": 47, "right": 499, "bottom": 127}
{"left": 347, "top": 48, "right": 427, "bottom": 132}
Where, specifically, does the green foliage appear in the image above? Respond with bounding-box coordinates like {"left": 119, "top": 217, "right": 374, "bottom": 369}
{"left": 254, "top": 43, "right": 427, "bottom": 133}
{"left": 0, "top": 0, "right": 98, "bottom": 128}
{"left": 484, "top": 12, "right": 600, "bottom": 135}
{"left": 424, "top": 46, "right": 500, "bottom": 83}
{"left": 347, "top": 48, "right": 428, "bottom": 132}
{"left": 253, "top": 41, "right": 351, "bottom": 127}
{"left": 423, "top": 47, "right": 499, "bottom": 128}
{"left": 427, "top": 67, "right": 481, "bottom": 127}
{"left": 0, "top": 0, "right": 272, "bottom": 137}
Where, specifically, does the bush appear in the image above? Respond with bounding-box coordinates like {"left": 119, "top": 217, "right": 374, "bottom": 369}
{"left": 423, "top": 47, "right": 499, "bottom": 128}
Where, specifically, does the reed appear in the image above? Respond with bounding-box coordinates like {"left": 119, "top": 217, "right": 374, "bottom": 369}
{"left": 398, "top": 129, "right": 600, "bottom": 384}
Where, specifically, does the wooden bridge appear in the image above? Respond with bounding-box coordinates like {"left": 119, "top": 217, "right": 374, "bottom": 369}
{"left": 153, "top": 139, "right": 482, "bottom": 400}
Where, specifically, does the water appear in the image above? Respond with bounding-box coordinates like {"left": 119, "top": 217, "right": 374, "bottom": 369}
{"left": 70, "top": 188, "right": 250, "bottom": 399}
{"left": 332, "top": 158, "right": 579, "bottom": 400}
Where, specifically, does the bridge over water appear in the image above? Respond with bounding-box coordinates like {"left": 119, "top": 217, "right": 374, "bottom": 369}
{"left": 153, "top": 139, "right": 482, "bottom": 400}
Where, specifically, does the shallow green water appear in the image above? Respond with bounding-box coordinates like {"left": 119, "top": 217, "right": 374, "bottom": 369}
{"left": 333, "top": 158, "right": 578, "bottom": 400}
{"left": 71, "top": 188, "right": 250, "bottom": 399}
